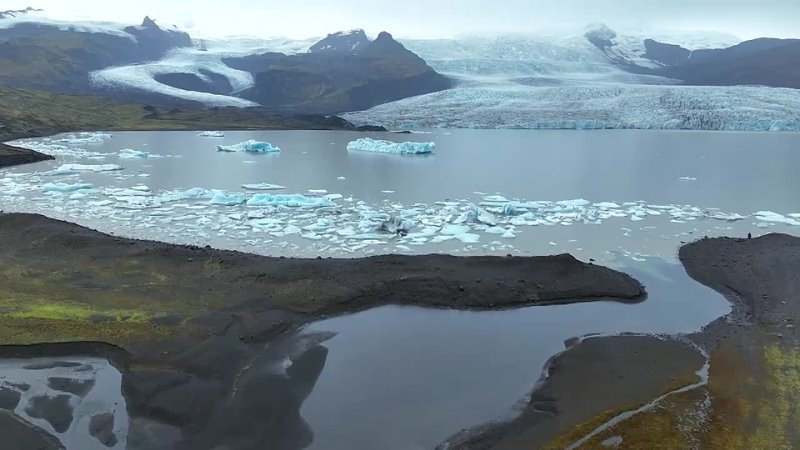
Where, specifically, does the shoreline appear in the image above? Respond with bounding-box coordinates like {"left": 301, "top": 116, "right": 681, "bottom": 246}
{"left": 0, "top": 212, "right": 644, "bottom": 449}
{"left": 446, "top": 233, "right": 800, "bottom": 449}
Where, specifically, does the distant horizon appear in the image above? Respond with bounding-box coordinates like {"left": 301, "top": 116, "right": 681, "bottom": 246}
{"left": 8, "top": 1, "right": 799, "bottom": 41}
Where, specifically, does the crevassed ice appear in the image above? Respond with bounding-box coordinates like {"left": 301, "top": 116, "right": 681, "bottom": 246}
{"left": 347, "top": 138, "right": 435, "bottom": 155}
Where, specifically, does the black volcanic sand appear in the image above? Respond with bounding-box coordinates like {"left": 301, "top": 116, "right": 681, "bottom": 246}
{"left": 0, "top": 410, "right": 63, "bottom": 450}
{"left": 0, "top": 142, "right": 53, "bottom": 168}
{"left": 450, "top": 233, "right": 800, "bottom": 450}
{"left": 0, "top": 212, "right": 644, "bottom": 450}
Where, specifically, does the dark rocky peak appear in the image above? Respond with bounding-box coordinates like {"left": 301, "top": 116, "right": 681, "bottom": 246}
{"left": 585, "top": 23, "right": 617, "bottom": 49}
{"left": 0, "top": 6, "right": 42, "bottom": 19}
{"left": 309, "top": 29, "right": 370, "bottom": 55}
{"left": 359, "top": 31, "right": 419, "bottom": 59}
{"left": 124, "top": 16, "right": 192, "bottom": 60}
{"left": 643, "top": 39, "right": 691, "bottom": 67}
{"left": 141, "top": 15, "right": 158, "bottom": 29}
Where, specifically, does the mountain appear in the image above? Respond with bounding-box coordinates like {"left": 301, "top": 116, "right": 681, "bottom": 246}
{"left": 219, "top": 31, "right": 452, "bottom": 113}
{"left": 0, "top": 15, "right": 192, "bottom": 93}
{"left": 309, "top": 29, "right": 370, "bottom": 54}
{"left": 0, "top": 7, "right": 42, "bottom": 18}
{"left": 585, "top": 25, "right": 800, "bottom": 88}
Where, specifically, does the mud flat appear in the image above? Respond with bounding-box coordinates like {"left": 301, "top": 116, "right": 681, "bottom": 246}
{"left": 446, "top": 233, "right": 800, "bottom": 450}
{"left": 0, "top": 212, "right": 643, "bottom": 449}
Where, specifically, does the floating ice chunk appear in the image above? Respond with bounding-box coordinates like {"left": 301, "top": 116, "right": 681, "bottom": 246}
{"left": 308, "top": 189, "right": 328, "bottom": 195}
{"left": 119, "top": 149, "right": 161, "bottom": 159}
{"left": 703, "top": 211, "right": 747, "bottom": 222}
{"left": 337, "top": 176, "right": 347, "bottom": 180}
{"left": 378, "top": 216, "right": 416, "bottom": 235}
{"left": 679, "top": 177, "right": 698, "bottom": 181}
{"left": 754, "top": 211, "right": 800, "bottom": 226}
{"left": 454, "top": 233, "right": 480, "bottom": 243}
{"left": 42, "top": 182, "right": 94, "bottom": 192}
{"left": 217, "top": 140, "right": 280, "bottom": 153}
{"left": 53, "top": 164, "right": 123, "bottom": 174}
{"left": 347, "top": 138, "right": 434, "bottom": 155}
{"left": 242, "top": 183, "right": 286, "bottom": 191}
{"left": 594, "top": 202, "right": 621, "bottom": 208}
{"left": 455, "top": 204, "right": 497, "bottom": 226}
{"left": 247, "top": 194, "right": 334, "bottom": 208}
{"left": 483, "top": 195, "right": 510, "bottom": 203}
{"left": 156, "top": 187, "right": 213, "bottom": 203}
{"left": 210, "top": 191, "right": 247, "bottom": 206}
{"left": 199, "top": 131, "right": 225, "bottom": 137}
{"left": 441, "top": 224, "right": 471, "bottom": 235}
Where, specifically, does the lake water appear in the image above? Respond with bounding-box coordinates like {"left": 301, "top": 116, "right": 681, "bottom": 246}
{"left": 0, "top": 129, "right": 797, "bottom": 449}
{"left": 3, "top": 129, "right": 800, "bottom": 263}
{"left": 299, "top": 257, "right": 728, "bottom": 450}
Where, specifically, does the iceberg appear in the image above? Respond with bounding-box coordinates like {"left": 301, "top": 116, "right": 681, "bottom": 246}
{"left": 242, "top": 183, "right": 286, "bottom": 191}
{"left": 119, "top": 149, "right": 160, "bottom": 159}
{"left": 754, "top": 211, "right": 800, "bottom": 226}
{"left": 246, "top": 194, "right": 334, "bottom": 208}
{"left": 43, "top": 182, "right": 94, "bottom": 192}
{"left": 209, "top": 191, "right": 247, "bottom": 206}
{"left": 378, "top": 216, "right": 417, "bottom": 235}
{"left": 199, "top": 131, "right": 225, "bottom": 137}
{"left": 454, "top": 204, "right": 497, "bottom": 226}
{"left": 347, "top": 138, "right": 434, "bottom": 155}
{"left": 217, "top": 140, "right": 280, "bottom": 153}
{"left": 53, "top": 164, "right": 123, "bottom": 174}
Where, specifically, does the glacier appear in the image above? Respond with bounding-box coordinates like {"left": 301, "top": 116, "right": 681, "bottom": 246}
{"left": 342, "top": 34, "right": 800, "bottom": 131}
{"left": 89, "top": 37, "right": 316, "bottom": 108}
{"left": 347, "top": 138, "right": 435, "bottom": 155}
{"left": 217, "top": 140, "right": 281, "bottom": 153}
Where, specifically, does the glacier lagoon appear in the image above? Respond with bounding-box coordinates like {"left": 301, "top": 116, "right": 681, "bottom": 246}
{"left": 1, "top": 128, "right": 798, "bottom": 449}
{"left": 3, "top": 129, "right": 800, "bottom": 264}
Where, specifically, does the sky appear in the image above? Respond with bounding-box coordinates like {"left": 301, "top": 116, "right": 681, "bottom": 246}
{"left": 16, "top": 0, "right": 800, "bottom": 40}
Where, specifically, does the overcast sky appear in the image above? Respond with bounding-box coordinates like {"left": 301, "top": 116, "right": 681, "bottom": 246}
{"left": 21, "top": 0, "right": 800, "bottom": 39}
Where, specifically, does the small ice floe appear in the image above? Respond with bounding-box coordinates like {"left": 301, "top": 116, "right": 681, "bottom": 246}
{"left": 217, "top": 140, "right": 280, "bottom": 153}
{"left": 52, "top": 164, "right": 123, "bottom": 174}
{"left": 754, "top": 211, "right": 800, "bottom": 226}
{"left": 246, "top": 194, "right": 334, "bottom": 208}
{"left": 119, "top": 148, "right": 161, "bottom": 159}
{"left": 337, "top": 176, "right": 347, "bottom": 180}
{"left": 199, "top": 131, "right": 225, "bottom": 137}
{"left": 43, "top": 182, "right": 94, "bottom": 192}
{"left": 347, "top": 138, "right": 434, "bottom": 155}
{"left": 242, "top": 183, "right": 286, "bottom": 191}
{"left": 679, "top": 176, "right": 698, "bottom": 181}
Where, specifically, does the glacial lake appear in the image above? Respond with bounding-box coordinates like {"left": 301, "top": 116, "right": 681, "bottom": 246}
{"left": 3, "top": 129, "right": 800, "bottom": 264}
{"left": 1, "top": 128, "right": 798, "bottom": 449}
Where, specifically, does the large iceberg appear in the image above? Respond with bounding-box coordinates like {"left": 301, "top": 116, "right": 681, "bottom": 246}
{"left": 217, "top": 140, "right": 281, "bottom": 153}
{"left": 247, "top": 194, "right": 334, "bottom": 208}
{"left": 347, "top": 138, "right": 435, "bottom": 155}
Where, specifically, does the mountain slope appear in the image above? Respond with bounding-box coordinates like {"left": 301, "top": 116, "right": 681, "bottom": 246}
{"left": 223, "top": 31, "right": 452, "bottom": 113}
{"left": 0, "top": 16, "right": 191, "bottom": 93}
{"left": 585, "top": 25, "right": 800, "bottom": 88}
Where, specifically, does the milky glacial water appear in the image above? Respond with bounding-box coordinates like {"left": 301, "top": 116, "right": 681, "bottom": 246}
{"left": 3, "top": 129, "right": 799, "bottom": 263}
